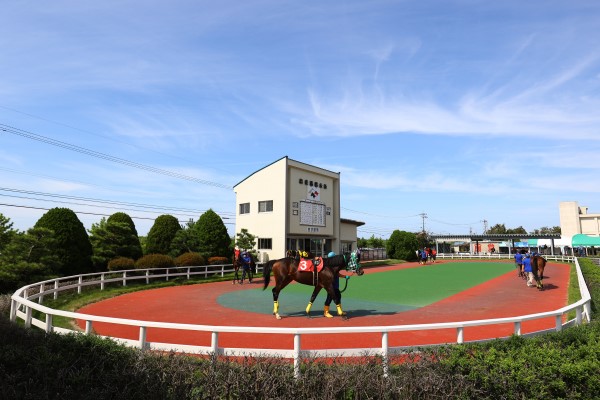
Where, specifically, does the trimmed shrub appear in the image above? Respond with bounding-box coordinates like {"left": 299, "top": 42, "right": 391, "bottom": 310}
{"left": 208, "top": 256, "right": 228, "bottom": 265}
{"left": 134, "top": 254, "right": 175, "bottom": 269}
{"left": 175, "top": 252, "right": 205, "bottom": 267}
{"left": 107, "top": 257, "right": 135, "bottom": 271}
{"left": 145, "top": 215, "right": 181, "bottom": 255}
{"left": 34, "top": 208, "right": 93, "bottom": 276}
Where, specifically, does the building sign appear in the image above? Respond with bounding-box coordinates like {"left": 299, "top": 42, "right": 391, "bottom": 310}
{"left": 300, "top": 200, "right": 326, "bottom": 227}
{"left": 307, "top": 186, "right": 320, "bottom": 201}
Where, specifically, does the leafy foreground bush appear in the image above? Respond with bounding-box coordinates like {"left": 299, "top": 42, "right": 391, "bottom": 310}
{"left": 175, "top": 252, "right": 206, "bottom": 267}
{"left": 107, "top": 257, "right": 135, "bottom": 271}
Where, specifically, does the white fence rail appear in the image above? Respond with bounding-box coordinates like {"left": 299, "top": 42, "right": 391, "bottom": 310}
{"left": 11, "top": 257, "right": 591, "bottom": 377}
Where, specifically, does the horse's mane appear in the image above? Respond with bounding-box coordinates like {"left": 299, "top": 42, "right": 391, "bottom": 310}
{"left": 323, "top": 254, "right": 346, "bottom": 268}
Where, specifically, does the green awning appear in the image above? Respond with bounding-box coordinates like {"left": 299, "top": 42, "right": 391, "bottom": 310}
{"left": 572, "top": 234, "right": 600, "bottom": 247}
{"left": 528, "top": 239, "right": 538, "bottom": 246}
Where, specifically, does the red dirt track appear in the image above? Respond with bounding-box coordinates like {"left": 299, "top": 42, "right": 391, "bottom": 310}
{"left": 77, "top": 261, "right": 571, "bottom": 351}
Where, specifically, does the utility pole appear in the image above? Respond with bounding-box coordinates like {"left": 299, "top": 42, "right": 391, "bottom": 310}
{"left": 419, "top": 212, "right": 428, "bottom": 233}
{"left": 482, "top": 219, "right": 488, "bottom": 234}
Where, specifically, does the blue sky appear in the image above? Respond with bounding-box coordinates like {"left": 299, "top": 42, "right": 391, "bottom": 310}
{"left": 1, "top": 1, "right": 599, "bottom": 239}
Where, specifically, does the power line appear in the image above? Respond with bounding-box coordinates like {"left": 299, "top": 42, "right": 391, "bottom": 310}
{"left": 0, "top": 202, "right": 233, "bottom": 225}
{"left": 0, "top": 187, "right": 234, "bottom": 217}
{"left": 0, "top": 123, "right": 233, "bottom": 190}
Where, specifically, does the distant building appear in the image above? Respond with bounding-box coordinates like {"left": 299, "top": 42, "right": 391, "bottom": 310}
{"left": 233, "top": 156, "right": 364, "bottom": 261}
{"left": 559, "top": 201, "right": 600, "bottom": 238}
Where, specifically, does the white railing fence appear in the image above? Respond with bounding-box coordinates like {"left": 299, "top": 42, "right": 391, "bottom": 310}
{"left": 10, "top": 257, "right": 590, "bottom": 377}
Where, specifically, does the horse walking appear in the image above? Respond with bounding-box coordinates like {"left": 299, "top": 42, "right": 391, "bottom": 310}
{"left": 262, "top": 250, "right": 363, "bottom": 319}
{"left": 531, "top": 255, "right": 547, "bottom": 290}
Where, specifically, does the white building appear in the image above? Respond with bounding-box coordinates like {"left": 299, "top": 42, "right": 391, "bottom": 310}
{"left": 233, "top": 156, "right": 364, "bottom": 261}
{"left": 559, "top": 201, "right": 600, "bottom": 238}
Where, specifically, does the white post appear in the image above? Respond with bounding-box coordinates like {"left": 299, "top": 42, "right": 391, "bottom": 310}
{"left": 457, "top": 327, "right": 464, "bottom": 343}
{"left": 139, "top": 326, "right": 147, "bottom": 350}
{"left": 39, "top": 283, "right": 45, "bottom": 304}
{"left": 576, "top": 307, "right": 583, "bottom": 325}
{"left": 54, "top": 280, "right": 59, "bottom": 300}
{"left": 122, "top": 271, "right": 127, "bottom": 287}
{"left": 166, "top": 269, "right": 169, "bottom": 282}
{"left": 85, "top": 320, "right": 93, "bottom": 334}
{"left": 100, "top": 273, "right": 105, "bottom": 290}
{"left": 25, "top": 306, "right": 32, "bottom": 328}
{"left": 381, "top": 331, "right": 389, "bottom": 378}
{"left": 514, "top": 321, "right": 521, "bottom": 336}
{"left": 45, "top": 314, "right": 53, "bottom": 333}
{"left": 146, "top": 270, "right": 150, "bottom": 285}
{"left": 555, "top": 315, "right": 562, "bottom": 332}
{"left": 211, "top": 331, "right": 219, "bottom": 354}
{"left": 78, "top": 276, "right": 83, "bottom": 294}
{"left": 9, "top": 298, "right": 17, "bottom": 322}
{"left": 187, "top": 267, "right": 191, "bottom": 280}
{"left": 293, "top": 334, "right": 301, "bottom": 378}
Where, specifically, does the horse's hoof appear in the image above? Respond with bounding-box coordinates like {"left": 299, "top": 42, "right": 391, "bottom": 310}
{"left": 342, "top": 315, "right": 349, "bottom": 321}
{"left": 275, "top": 314, "right": 282, "bottom": 320}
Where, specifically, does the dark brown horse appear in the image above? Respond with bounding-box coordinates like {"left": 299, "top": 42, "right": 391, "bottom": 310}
{"left": 263, "top": 250, "right": 363, "bottom": 319}
{"left": 532, "top": 255, "right": 547, "bottom": 290}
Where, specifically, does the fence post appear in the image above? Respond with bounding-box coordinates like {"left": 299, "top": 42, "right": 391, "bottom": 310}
{"left": 514, "top": 321, "right": 521, "bottom": 336}
{"left": 9, "top": 298, "right": 17, "bottom": 322}
{"left": 293, "top": 334, "right": 301, "bottom": 378}
{"left": 101, "top": 273, "right": 105, "bottom": 290}
{"left": 25, "top": 306, "right": 32, "bottom": 328}
{"left": 45, "top": 314, "right": 53, "bottom": 333}
{"left": 122, "top": 271, "right": 127, "bottom": 287}
{"left": 139, "top": 326, "right": 147, "bottom": 350}
{"left": 457, "top": 327, "right": 464, "bottom": 343}
{"left": 211, "top": 331, "right": 219, "bottom": 354}
{"left": 555, "top": 315, "right": 562, "bottom": 332}
{"left": 86, "top": 320, "right": 93, "bottom": 334}
{"left": 78, "top": 276, "right": 83, "bottom": 294}
{"left": 146, "top": 270, "right": 150, "bottom": 285}
{"left": 54, "top": 280, "right": 59, "bottom": 300}
{"left": 39, "top": 283, "right": 44, "bottom": 304}
{"left": 381, "top": 331, "right": 389, "bottom": 378}
{"left": 187, "top": 267, "right": 191, "bottom": 280}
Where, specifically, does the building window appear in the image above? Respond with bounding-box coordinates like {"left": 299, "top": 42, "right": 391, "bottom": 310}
{"left": 239, "top": 203, "right": 250, "bottom": 214}
{"left": 258, "top": 238, "right": 272, "bottom": 249}
{"left": 258, "top": 200, "right": 273, "bottom": 213}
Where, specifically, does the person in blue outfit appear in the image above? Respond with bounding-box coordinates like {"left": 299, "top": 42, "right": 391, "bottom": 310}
{"left": 240, "top": 251, "right": 253, "bottom": 284}
{"left": 324, "top": 251, "right": 348, "bottom": 318}
{"left": 514, "top": 251, "right": 524, "bottom": 277}
{"left": 523, "top": 253, "right": 534, "bottom": 286}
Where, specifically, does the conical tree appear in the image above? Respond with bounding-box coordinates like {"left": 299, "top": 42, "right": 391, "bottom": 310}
{"left": 34, "top": 208, "right": 93, "bottom": 276}
{"left": 107, "top": 212, "right": 143, "bottom": 260}
{"left": 145, "top": 214, "right": 181, "bottom": 255}
{"left": 196, "top": 209, "right": 230, "bottom": 259}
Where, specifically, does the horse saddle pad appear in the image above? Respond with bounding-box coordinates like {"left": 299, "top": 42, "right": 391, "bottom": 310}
{"left": 298, "top": 257, "right": 324, "bottom": 273}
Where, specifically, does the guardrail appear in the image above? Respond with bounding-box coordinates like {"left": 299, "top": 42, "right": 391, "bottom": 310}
{"left": 10, "top": 257, "right": 590, "bottom": 377}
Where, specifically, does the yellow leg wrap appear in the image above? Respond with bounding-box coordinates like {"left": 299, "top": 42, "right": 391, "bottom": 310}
{"left": 324, "top": 305, "right": 333, "bottom": 318}
{"left": 305, "top": 302, "right": 313, "bottom": 314}
{"left": 273, "top": 301, "right": 279, "bottom": 315}
{"left": 336, "top": 304, "right": 346, "bottom": 316}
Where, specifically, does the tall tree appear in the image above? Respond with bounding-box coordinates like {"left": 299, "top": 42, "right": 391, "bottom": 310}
{"left": 487, "top": 224, "right": 507, "bottom": 234}
{"left": 0, "top": 227, "right": 60, "bottom": 293}
{"left": 145, "top": 214, "right": 181, "bottom": 255}
{"left": 107, "top": 212, "right": 142, "bottom": 259}
{"left": 34, "top": 208, "right": 92, "bottom": 276}
{"left": 196, "top": 209, "right": 230, "bottom": 259}
{"left": 169, "top": 219, "right": 201, "bottom": 257}
{"left": 89, "top": 217, "right": 143, "bottom": 271}
{"left": 0, "top": 213, "right": 17, "bottom": 253}
{"left": 386, "top": 230, "right": 419, "bottom": 261}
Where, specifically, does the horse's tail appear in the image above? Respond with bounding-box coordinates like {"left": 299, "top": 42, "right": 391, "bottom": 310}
{"left": 263, "top": 260, "right": 274, "bottom": 290}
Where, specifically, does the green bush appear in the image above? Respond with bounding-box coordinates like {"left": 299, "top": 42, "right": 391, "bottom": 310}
{"left": 107, "top": 257, "right": 135, "bottom": 271}
{"left": 134, "top": 254, "right": 175, "bottom": 269}
{"left": 208, "top": 256, "right": 228, "bottom": 265}
{"left": 145, "top": 215, "right": 181, "bottom": 255}
{"left": 34, "top": 208, "right": 93, "bottom": 276}
{"left": 174, "top": 252, "right": 205, "bottom": 267}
